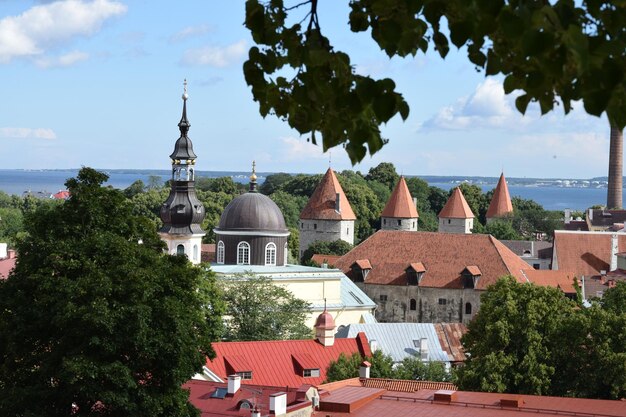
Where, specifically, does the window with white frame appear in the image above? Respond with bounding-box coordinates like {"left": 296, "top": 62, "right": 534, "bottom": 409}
{"left": 237, "top": 242, "right": 250, "bottom": 265}
{"left": 217, "top": 241, "right": 225, "bottom": 264}
{"left": 265, "top": 242, "right": 276, "bottom": 266}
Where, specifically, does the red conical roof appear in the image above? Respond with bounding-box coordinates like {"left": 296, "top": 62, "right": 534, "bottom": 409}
{"left": 486, "top": 173, "right": 513, "bottom": 219}
{"left": 381, "top": 176, "right": 419, "bottom": 219}
{"left": 439, "top": 187, "right": 474, "bottom": 219}
{"left": 300, "top": 168, "right": 356, "bottom": 220}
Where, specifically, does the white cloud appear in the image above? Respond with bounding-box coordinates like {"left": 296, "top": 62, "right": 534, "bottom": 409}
{"left": 505, "top": 131, "right": 607, "bottom": 163}
{"left": 0, "top": 0, "right": 127, "bottom": 63}
{"left": 280, "top": 136, "right": 329, "bottom": 162}
{"left": 0, "top": 127, "right": 57, "bottom": 139}
{"left": 169, "top": 24, "right": 212, "bottom": 43}
{"left": 180, "top": 40, "right": 247, "bottom": 67}
{"left": 421, "top": 78, "right": 523, "bottom": 131}
{"left": 34, "top": 50, "right": 89, "bottom": 68}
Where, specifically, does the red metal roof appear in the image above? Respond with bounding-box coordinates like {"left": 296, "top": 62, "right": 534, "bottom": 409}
{"left": 0, "top": 256, "right": 16, "bottom": 280}
{"left": 486, "top": 173, "right": 513, "bottom": 219}
{"left": 206, "top": 333, "right": 371, "bottom": 388}
{"left": 381, "top": 177, "right": 419, "bottom": 219}
{"left": 300, "top": 168, "right": 356, "bottom": 221}
{"left": 334, "top": 231, "right": 529, "bottom": 288}
{"left": 438, "top": 188, "right": 474, "bottom": 219}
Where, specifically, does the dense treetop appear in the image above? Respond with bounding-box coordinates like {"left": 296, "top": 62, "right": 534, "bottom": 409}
{"left": 244, "top": 0, "right": 626, "bottom": 163}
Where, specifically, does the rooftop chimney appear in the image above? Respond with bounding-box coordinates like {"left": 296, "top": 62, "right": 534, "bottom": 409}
{"left": 564, "top": 208, "right": 572, "bottom": 224}
{"left": 0, "top": 243, "right": 6, "bottom": 259}
{"left": 269, "top": 392, "right": 287, "bottom": 416}
{"left": 335, "top": 192, "right": 341, "bottom": 213}
{"left": 227, "top": 374, "right": 241, "bottom": 395}
{"left": 610, "top": 234, "right": 618, "bottom": 271}
{"left": 419, "top": 338, "right": 429, "bottom": 361}
{"left": 251, "top": 408, "right": 261, "bottom": 417}
{"left": 7, "top": 249, "right": 16, "bottom": 259}
{"left": 359, "top": 361, "right": 371, "bottom": 379}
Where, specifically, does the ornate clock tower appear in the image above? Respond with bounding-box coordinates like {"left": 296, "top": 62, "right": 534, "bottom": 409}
{"left": 159, "top": 81, "right": 206, "bottom": 264}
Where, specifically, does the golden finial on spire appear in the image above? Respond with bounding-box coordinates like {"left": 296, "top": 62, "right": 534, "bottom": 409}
{"left": 250, "top": 160, "right": 257, "bottom": 182}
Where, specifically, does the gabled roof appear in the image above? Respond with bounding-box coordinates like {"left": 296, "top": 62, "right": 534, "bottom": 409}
{"left": 464, "top": 265, "right": 481, "bottom": 276}
{"left": 438, "top": 188, "right": 474, "bottom": 219}
{"left": 310, "top": 254, "right": 342, "bottom": 267}
{"left": 336, "top": 323, "right": 467, "bottom": 363}
{"left": 381, "top": 177, "right": 418, "bottom": 219}
{"left": 486, "top": 173, "right": 513, "bottom": 219}
{"left": 553, "top": 230, "right": 626, "bottom": 277}
{"left": 521, "top": 269, "right": 577, "bottom": 294}
{"left": 408, "top": 262, "right": 426, "bottom": 273}
{"left": 354, "top": 259, "right": 372, "bottom": 270}
{"left": 300, "top": 168, "right": 356, "bottom": 221}
{"left": 334, "top": 230, "right": 529, "bottom": 288}
{"left": 206, "top": 333, "right": 371, "bottom": 388}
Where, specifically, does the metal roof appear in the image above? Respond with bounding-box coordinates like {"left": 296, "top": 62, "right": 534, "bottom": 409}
{"left": 335, "top": 323, "right": 452, "bottom": 363}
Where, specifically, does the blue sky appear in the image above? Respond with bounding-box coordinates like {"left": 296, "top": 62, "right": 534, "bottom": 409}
{"left": 0, "top": 0, "right": 611, "bottom": 178}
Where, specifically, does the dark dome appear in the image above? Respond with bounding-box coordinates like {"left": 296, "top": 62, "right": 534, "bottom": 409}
{"left": 216, "top": 192, "right": 288, "bottom": 233}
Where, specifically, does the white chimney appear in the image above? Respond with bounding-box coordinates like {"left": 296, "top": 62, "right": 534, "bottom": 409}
{"left": 369, "top": 339, "right": 378, "bottom": 352}
{"left": 335, "top": 192, "right": 341, "bottom": 212}
{"left": 588, "top": 208, "right": 593, "bottom": 221}
{"left": 269, "top": 392, "right": 287, "bottom": 416}
{"left": 564, "top": 209, "right": 572, "bottom": 224}
{"left": 359, "top": 361, "right": 371, "bottom": 379}
{"left": 419, "top": 338, "right": 429, "bottom": 361}
{"left": 0, "top": 243, "right": 7, "bottom": 259}
{"left": 227, "top": 374, "right": 241, "bottom": 395}
{"left": 610, "top": 234, "right": 618, "bottom": 271}
{"left": 251, "top": 408, "right": 261, "bottom": 417}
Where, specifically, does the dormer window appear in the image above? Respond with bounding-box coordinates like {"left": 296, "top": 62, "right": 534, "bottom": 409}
{"left": 462, "top": 265, "right": 481, "bottom": 289}
{"left": 303, "top": 368, "right": 320, "bottom": 377}
{"left": 406, "top": 262, "right": 426, "bottom": 285}
{"left": 237, "top": 371, "right": 252, "bottom": 380}
{"left": 351, "top": 259, "right": 372, "bottom": 282}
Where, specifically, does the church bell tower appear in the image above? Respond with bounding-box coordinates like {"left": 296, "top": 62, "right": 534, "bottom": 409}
{"left": 159, "top": 80, "right": 206, "bottom": 264}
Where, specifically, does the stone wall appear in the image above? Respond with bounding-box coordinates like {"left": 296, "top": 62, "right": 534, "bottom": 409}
{"left": 438, "top": 217, "right": 473, "bottom": 234}
{"left": 381, "top": 217, "right": 418, "bottom": 231}
{"left": 299, "top": 219, "right": 355, "bottom": 258}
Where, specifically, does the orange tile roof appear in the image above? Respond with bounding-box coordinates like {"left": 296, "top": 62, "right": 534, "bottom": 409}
{"left": 486, "top": 173, "right": 514, "bottom": 219}
{"left": 381, "top": 177, "right": 418, "bottom": 219}
{"left": 300, "top": 168, "right": 356, "bottom": 221}
{"left": 408, "top": 262, "right": 426, "bottom": 273}
{"left": 334, "top": 231, "right": 529, "bottom": 288}
{"left": 310, "top": 254, "right": 342, "bottom": 267}
{"left": 206, "top": 333, "right": 371, "bottom": 388}
{"left": 434, "top": 323, "right": 467, "bottom": 362}
{"left": 521, "top": 269, "right": 578, "bottom": 294}
{"left": 438, "top": 187, "right": 474, "bottom": 219}
{"left": 355, "top": 259, "right": 372, "bottom": 269}
{"left": 553, "top": 231, "right": 626, "bottom": 277}
{"left": 465, "top": 265, "right": 481, "bottom": 276}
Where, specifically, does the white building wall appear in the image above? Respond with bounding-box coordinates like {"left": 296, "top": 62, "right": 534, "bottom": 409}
{"left": 299, "top": 219, "right": 355, "bottom": 259}
{"left": 381, "top": 217, "right": 418, "bottom": 231}
{"left": 159, "top": 233, "right": 204, "bottom": 265}
{"left": 438, "top": 217, "right": 473, "bottom": 234}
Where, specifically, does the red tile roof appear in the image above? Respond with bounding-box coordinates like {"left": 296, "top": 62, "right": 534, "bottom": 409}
{"left": 354, "top": 259, "right": 372, "bottom": 270}
{"left": 521, "top": 269, "right": 577, "bottom": 294}
{"left": 201, "top": 244, "right": 216, "bottom": 263}
{"left": 486, "top": 173, "right": 513, "bottom": 219}
{"left": 300, "top": 168, "right": 356, "bottom": 221}
{"left": 438, "top": 188, "right": 474, "bottom": 219}
{"left": 465, "top": 265, "right": 481, "bottom": 276}
{"left": 0, "top": 256, "right": 16, "bottom": 280}
{"left": 408, "top": 262, "right": 426, "bottom": 273}
{"left": 357, "top": 378, "right": 457, "bottom": 392}
{"left": 553, "top": 231, "right": 626, "bottom": 277}
{"left": 314, "top": 385, "right": 626, "bottom": 416}
{"left": 310, "top": 254, "right": 342, "bottom": 267}
{"left": 52, "top": 190, "right": 70, "bottom": 200}
{"left": 381, "top": 177, "right": 418, "bottom": 219}
{"left": 184, "top": 379, "right": 312, "bottom": 417}
{"left": 334, "top": 231, "right": 529, "bottom": 289}
{"left": 206, "top": 333, "right": 371, "bottom": 388}
{"left": 434, "top": 323, "right": 467, "bottom": 362}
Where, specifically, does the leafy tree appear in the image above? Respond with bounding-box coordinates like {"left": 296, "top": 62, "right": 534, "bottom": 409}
{"left": 0, "top": 168, "right": 224, "bottom": 417}
{"left": 338, "top": 174, "right": 384, "bottom": 241}
{"left": 260, "top": 172, "right": 293, "bottom": 195}
{"left": 196, "top": 177, "right": 243, "bottom": 195}
{"left": 287, "top": 226, "right": 300, "bottom": 263}
{"left": 0, "top": 207, "right": 23, "bottom": 246}
{"left": 392, "top": 356, "right": 451, "bottom": 382}
{"left": 280, "top": 174, "right": 323, "bottom": 198}
{"left": 325, "top": 350, "right": 394, "bottom": 382}
{"left": 484, "top": 219, "right": 521, "bottom": 240}
{"left": 427, "top": 186, "right": 449, "bottom": 215}
{"left": 600, "top": 281, "right": 626, "bottom": 314}
{"left": 269, "top": 190, "right": 308, "bottom": 229}
{"left": 220, "top": 274, "right": 311, "bottom": 341}
{"left": 123, "top": 179, "right": 145, "bottom": 198}
{"left": 417, "top": 211, "right": 438, "bottom": 232}
{"left": 301, "top": 239, "right": 353, "bottom": 265}
{"left": 404, "top": 177, "right": 431, "bottom": 213}
{"left": 245, "top": 1, "right": 626, "bottom": 163}
{"left": 146, "top": 175, "right": 163, "bottom": 190}
{"left": 455, "top": 183, "right": 489, "bottom": 224}
{"left": 456, "top": 276, "right": 576, "bottom": 395}
{"left": 364, "top": 162, "right": 399, "bottom": 190}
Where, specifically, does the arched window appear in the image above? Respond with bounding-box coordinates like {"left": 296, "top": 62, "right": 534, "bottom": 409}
{"left": 410, "top": 298, "right": 417, "bottom": 311}
{"left": 265, "top": 242, "right": 276, "bottom": 266}
{"left": 193, "top": 244, "right": 198, "bottom": 261}
{"left": 284, "top": 242, "right": 289, "bottom": 266}
{"left": 217, "top": 241, "right": 225, "bottom": 264}
{"left": 237, "top": 242, "right": 250, "bottom": 265}
{"left": 176, "top": 244, "right": 185, "bottom": 256}
{"left": 465, "top": 302, "right": 472, "bottom": 315}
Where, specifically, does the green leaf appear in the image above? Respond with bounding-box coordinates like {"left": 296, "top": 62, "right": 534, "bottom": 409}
{"left": 373, "top": 93, "right": 397, "bottom": 123}
{"left": 515, "top": 94, "right": 532, "bottom": 114}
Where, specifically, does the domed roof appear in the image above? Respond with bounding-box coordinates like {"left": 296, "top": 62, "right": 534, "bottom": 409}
{"left": 216, "top": 192, "right": 288, "bottom": 234}
{"left": 314, "top": 310, "right": 336, "bottom": 330}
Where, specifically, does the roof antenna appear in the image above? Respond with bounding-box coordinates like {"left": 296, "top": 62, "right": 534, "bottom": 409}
{"left": 324, "top": 298, "right": 327, "bottom": 312}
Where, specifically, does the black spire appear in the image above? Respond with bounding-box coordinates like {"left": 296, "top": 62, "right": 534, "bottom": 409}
{"left": 170, "top": 79, "right": 197, "bottom": 160}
